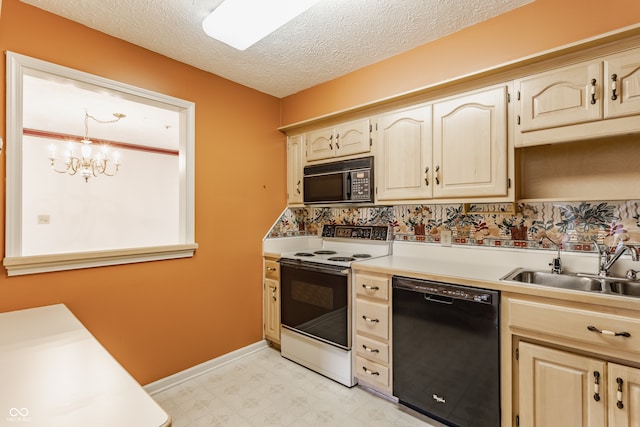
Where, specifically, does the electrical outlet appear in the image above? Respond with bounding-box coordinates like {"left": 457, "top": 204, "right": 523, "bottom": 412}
{"left": 37, "top": 215, "right": 50, "bottom": 225}
{"left": 441, "top": 229, "right": 452, "bottom": 247}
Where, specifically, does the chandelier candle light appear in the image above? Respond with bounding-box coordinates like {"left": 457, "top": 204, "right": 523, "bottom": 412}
{"left": 49, "top": 111, "right": 125, "bottom": 183}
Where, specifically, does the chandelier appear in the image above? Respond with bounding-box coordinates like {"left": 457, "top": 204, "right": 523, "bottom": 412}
{"left": 49, "top": 111, "right": 125, "bottom": 183}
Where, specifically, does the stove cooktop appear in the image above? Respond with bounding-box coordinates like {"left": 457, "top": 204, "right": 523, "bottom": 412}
{"left": 281, "top": 225, "right": 391, "bottom": 267}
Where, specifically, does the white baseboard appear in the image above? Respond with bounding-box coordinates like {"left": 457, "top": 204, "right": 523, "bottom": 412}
{"left": 144, "top": 340, "right": 269, "bottom": 395}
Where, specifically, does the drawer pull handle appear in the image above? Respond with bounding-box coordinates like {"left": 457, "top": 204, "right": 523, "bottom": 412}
{"left": 611, "top": 73, "right": 618, "bottom": 101}
{"left": 593, "top": 371, "right": 601, "bottom": 401}
{"left": 587, "top": 325, "right": 631, "bottom": 337}
{"left": 617, "top": 377, "right": 624, "bottom": 409}
{"left": 362, "top": 366, "right": 380, "bottom": 376}
{"left": 362, "top": 344, "right": 380, "bottom": 353}
{"left": 590, "top": 78, "right": 597, "bottom": 104}
{"left": 362, "top": 284, "right": 380, "bottom": 291}
{"left": 266, "top": 267, "right": 277, "bottom": 272}
{"left": 362, "top": 315, "right": 379, "bottom": 323}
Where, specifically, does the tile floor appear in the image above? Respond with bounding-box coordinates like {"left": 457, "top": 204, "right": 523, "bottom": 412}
{"left": 153, "top": 345, "right": 443, "bottom": 427}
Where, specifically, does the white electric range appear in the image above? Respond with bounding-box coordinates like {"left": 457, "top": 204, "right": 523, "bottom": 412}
{"left": 278, "top": 225, "right": 392, "bottom": 387}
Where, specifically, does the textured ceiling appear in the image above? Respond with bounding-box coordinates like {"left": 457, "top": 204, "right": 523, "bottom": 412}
{"left": 20, "top": 0, "right": 533, "bottom": 98}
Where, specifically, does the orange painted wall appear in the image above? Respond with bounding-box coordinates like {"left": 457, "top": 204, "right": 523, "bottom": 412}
{"left": 281, "top": 0, "right": 640, "bottom": 125}
{"left": 0, "top": 0, "right": 285, "bottom": 384}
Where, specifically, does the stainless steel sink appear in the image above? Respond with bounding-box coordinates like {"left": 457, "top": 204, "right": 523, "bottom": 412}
{"left": 501, "top": 268, "right": 640, "bottom": 298}
{"left": 607, "top": 280, "right": 640, "bottom": 297}
{"left": 501, "top": 269, "right": 603, "bottom": 292}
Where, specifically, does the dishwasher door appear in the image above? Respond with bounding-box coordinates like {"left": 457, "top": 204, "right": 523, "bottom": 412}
{"left": 392, "top": 276, "right": 500, "bottom": 427}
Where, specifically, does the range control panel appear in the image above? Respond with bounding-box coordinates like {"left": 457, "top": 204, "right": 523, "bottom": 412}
{"left": 322, "top": 225, "right": 390, "bottom": 241}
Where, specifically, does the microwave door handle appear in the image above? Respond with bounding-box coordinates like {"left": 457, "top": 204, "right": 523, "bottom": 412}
{"left": 345, "top": 172, "right": 352, "bottom": 200}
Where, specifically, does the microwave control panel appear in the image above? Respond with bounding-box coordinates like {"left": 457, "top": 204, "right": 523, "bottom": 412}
{"left": 350, "top": 170, "right": 370, "bottom": 200}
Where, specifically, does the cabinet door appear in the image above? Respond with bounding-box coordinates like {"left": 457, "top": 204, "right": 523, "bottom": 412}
{"left": 264, "top": 277, "right": 280, "bottom": 343}
{"left": 306, "top": 127, "right": 335, "bottom": 161}
{"left": 604, "top": 47, "right": 640, "bottom": 119}
{"left": 286, "top": 134, "right": 304, "bottom": 205}
{"left": 432, "top": 85, "right": 509, "bottom": 198}
{"left": 375, "top": 105, "right": 432, "bottom": 201}
{"left": 517, "top": 60, "right": 602, "bottom": 132}
{"left": 334, "top": 119, "right": 371, "bottom": 157}
{"left": 519, "top": 341, "right": 606, "bottom": 427}
{"left": 609, "top": 363, "right": 640, "bottom": 427}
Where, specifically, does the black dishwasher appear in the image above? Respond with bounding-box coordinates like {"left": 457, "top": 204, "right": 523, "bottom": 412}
{"left": 392, "top": 276, "right": 500, "bottom": 427}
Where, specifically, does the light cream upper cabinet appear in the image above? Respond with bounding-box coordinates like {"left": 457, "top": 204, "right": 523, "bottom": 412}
{"left": 432, "top": 84, "right": 510, "bottom": 199}
{"left": 375, "top": 104, "right": 432, "bottom": 201}
{"left": 515, "top": 46, "right": 640, "bottom": 147}
{"left": 518, "top": 341, "right": 606, "bottom": 427}
{"left": 517, "top": 60, "right": 602, "bottom": 133}
{"left": 286, "top": 134, "right": 304, "bottom": 206}
{"left": 306, "top": 118, "right": 371, "bottom": 162}
{"left": 604, "top": 47, "right": 640, "bottom": 119}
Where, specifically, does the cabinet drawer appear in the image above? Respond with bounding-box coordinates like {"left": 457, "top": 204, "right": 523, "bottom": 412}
{"left": 355, "top": 300, "right": 389, "bottom": 340}
{"left": 264, "top": 260, "right": 279, "bottom": 280}
{"left": 355, "top": 274, "right": 390, "bottom": 301}
{"left": 508, "top": 298, "right": 640, "bottom": 355}
{"left": 355, "top": 335, "right": 389, "bottom": 364}
{"left": 355, "top": 355, "right": 389, "bottom": 389}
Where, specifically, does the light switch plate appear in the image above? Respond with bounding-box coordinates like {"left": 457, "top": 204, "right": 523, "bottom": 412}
{"left": 441, "top": 230, "right": 452, "bottom": 247}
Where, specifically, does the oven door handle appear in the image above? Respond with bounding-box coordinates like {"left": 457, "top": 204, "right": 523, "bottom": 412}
{"left": 278, "top": 259, "right": 350, "bottom": 276}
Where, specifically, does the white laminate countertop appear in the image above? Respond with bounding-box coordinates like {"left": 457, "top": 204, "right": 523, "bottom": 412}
{"left": 0, "top": 304, "right": 170, "bottom": 427}
{"left": 350, "top": 242, "right": 640, "bottom": 311}
{"left": 263, "top": 238, "right": 640, "bottom": 311}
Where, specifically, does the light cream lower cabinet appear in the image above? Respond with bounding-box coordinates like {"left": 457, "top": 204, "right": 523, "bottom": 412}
{"left": 263, "top": 257, "right": 280, "bottom": 344}
{"left": 353, "top": 271, "right": 392, "bottom": 395}
{"left": 519, "top": 341, "right": 640, "bottom": 427}
{"left": 506, "top": 294, "right": 640, "bottom": 427}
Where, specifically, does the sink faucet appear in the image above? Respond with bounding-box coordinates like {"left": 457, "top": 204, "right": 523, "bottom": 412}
{"left": 540, "top": 236, "right": 562, "bottom": 274}
{"left": 593, "top": 240, "right": 640, "bottom": 277}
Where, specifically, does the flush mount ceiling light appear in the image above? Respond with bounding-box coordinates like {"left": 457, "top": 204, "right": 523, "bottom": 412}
{"left": 202, "top": 0, "right": 321, "bottom": 50}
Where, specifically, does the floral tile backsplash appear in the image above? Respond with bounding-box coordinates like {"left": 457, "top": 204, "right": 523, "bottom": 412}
{"left": 268, "top": 201, "right": 640, "bottom": 253}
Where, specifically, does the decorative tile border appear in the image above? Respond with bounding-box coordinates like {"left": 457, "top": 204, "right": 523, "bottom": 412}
{"left": 268, "top": 201, "right": 640, "bottom": 254}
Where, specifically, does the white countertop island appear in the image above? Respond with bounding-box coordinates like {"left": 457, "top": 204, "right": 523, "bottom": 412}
{"left": 0, "top": 304, "right": 170, "bottom": 427}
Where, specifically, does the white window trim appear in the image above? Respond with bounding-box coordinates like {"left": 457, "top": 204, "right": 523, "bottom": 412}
{"left": 4, "top": 52, "right": 197, "bottom": 276}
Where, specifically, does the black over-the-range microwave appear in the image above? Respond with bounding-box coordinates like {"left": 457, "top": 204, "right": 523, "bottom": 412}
{"left": 303, "top": 156, "right": 374, "bottom": 204}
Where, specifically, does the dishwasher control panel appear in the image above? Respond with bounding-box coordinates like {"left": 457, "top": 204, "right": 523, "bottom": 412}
{"left": 393, "top": 277, "right": 495, "bottom": 304}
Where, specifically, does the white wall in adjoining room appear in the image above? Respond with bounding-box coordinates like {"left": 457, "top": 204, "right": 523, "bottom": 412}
{"left": 21, "top": 136, "right": 180, "bottom": 256}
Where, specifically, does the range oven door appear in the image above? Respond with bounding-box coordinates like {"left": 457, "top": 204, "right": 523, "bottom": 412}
{"left": 279, "top": 259, "right": 351, "bottom": 350}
